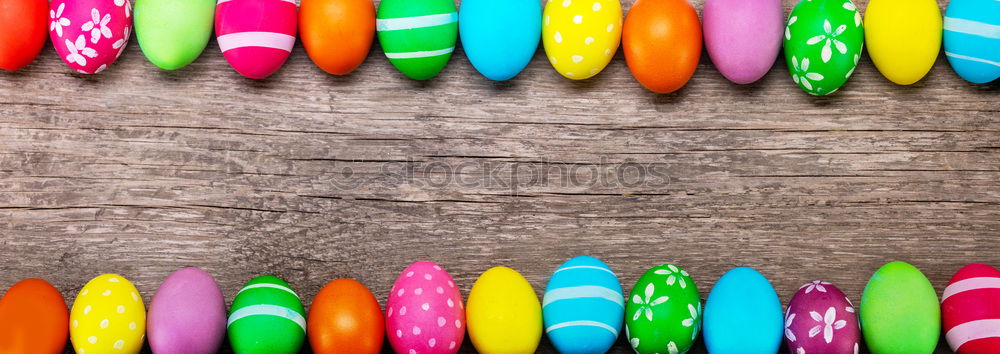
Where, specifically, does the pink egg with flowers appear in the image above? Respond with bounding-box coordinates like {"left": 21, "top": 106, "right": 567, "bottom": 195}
{"left": 215, "top": 0, "right": 297, "bottom": 79}
{"left": 49, "top": 0, "right": 131, "bottom": 74}
{"left": 784, "top": 280, "right": 861, "bottom": 354}
{"left": 386, "top": 261, "right": 466, "bottom": 354}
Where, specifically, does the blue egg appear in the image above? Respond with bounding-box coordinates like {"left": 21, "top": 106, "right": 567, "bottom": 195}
{"left": 458, "top": 0, "right": 541, "bottom": 81}
{"left": 944, "top": 0, "right": 1000, "bottom": 84}
{"left": 543, "top": 256, "right": 623, "bottom": 354}
{"left": 703, "top": 267, "right": 783, "bottom": 354}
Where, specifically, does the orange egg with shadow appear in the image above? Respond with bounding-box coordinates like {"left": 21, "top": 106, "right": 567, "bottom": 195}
{"left": 0, "top": 278, "right": 69, "bottom": 354}
{"left": 307, "top": 278, "right": 385, "bottom": 354}
{"left": 299, "top": 0, "right": 376, "bottom": 75}
{"left": 623, "top": 0, "right": 703, "bottom": 93}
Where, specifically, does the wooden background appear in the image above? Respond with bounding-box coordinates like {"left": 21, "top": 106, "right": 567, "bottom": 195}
{"left": 1, "top": 0, "right": 997, "bottom": 352}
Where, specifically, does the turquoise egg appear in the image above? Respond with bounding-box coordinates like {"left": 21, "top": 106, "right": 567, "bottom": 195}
{"left": 543, "top": 256, "right": 623, "bottom": 354}
{"left": 458, "top": 0, "right": 541, "bottom": 81}
{"left": 703, "top": 267, "right": 783, "bottom": 354}
{"left": 944, "top": 0, "right": 1000, "bottom": 83}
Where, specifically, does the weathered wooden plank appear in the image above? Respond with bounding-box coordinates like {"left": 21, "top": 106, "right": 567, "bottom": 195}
{"left": 0, "top": 0, "right": 997, "bottom": 352}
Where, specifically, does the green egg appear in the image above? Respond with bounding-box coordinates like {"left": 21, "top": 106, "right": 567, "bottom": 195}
{"left": 625, "top": 264, "right": 702, "bottom": 354}
{"left": 227, "top": 275, "right": 306, "bottom": 354}
{"left": 376, "top": 0, "right": 458, "bottom": 80}
{"left": 135, "top": 0, "right": 215, "bottom": 70}
{"left": 784, "top": 0, "right": 865, "bottom": 95}
{"left": 860, "top": 261, "right": 940, "bottom": 354}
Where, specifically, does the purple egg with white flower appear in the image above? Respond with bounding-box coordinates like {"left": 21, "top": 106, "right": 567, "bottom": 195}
{"left": 48, "top": 0, "right": 131, "bottom": 74}
{"left": 784, "top": 281, "right": 861, "bottom": 354}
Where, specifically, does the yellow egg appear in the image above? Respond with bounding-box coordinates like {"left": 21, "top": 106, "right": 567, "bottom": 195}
{"left": 864, "top": 0, "right": 943, "bottom": 85}
{"left": 542, "top": 0, "right": 623, "bottom": 80}
{"left": 466, "top": 266, "right": 543, "bottom": 354}
{"left": 70, "top": 274, "right": 147, "bottom": 354}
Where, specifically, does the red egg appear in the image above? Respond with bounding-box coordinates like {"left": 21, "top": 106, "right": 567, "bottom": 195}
{"left": 0, "top": 0, "right": 48, "bottom": 70}
{"left": 215, "top": 0, "right": 298, "bottom": 79}
{"left": 0, "top": 278, "right": 69, "bottom": 354}
{"left": 942, "top": 264, "right": 1000, "bottom": 353}
{"left": 783, "top": 281, "right": 861, "bottom": 354}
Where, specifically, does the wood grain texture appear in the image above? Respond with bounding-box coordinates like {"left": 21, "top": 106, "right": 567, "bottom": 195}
{"left": 0, "top": 0, "right": 997, "bottom": 352}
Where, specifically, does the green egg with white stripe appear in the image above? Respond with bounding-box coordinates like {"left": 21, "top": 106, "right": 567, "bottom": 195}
{"left": 228, "top": 275, "right": 306, "bottom": 354}
{"left": 376, "top": 0, "right": 458, "bottom": 80}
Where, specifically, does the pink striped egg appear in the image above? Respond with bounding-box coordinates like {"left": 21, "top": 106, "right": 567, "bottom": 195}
{"left": 48, "top": 0, "right": 131, "bottom": 74}
{"left": 942, "top": 264, "right": 1000, "bottom": 353}
{"left": 215, "top": 0, "right": 297, "bottom": 79}
{"left": 386, "top": 261, "right": 466, "bottom": 354}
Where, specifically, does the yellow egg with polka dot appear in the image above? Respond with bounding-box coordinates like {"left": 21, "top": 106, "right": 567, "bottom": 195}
{"left": 543, "top": 0, "right": 622, "bottom": 80}
{"left": 70, "top": 274, "right": 147, "bottom": 354}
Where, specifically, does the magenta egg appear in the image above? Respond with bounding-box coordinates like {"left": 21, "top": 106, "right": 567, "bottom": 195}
{"left": 147, "top": 267, "right": 227, "bottom": 354}
{"left": 784, "top": 281, "right": 861, "bottom": 354}
{"left": 48, "top": 0, "right": 131, "bottom": 74}
{"left": 942, "top": 264, "right": 1000, "bottom": 353}
{"left": 386, "top": 261, "right": 466, "bottom": 354}
{"left": 215, "top": 0, "right": 297, "bottom": 79}
{"left": 702, "top": 0, "right": 783, "bottom": 84}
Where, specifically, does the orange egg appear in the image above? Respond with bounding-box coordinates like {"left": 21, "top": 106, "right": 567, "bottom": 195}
{"left": 0, "top": 0, "right": 48, "bottom": 71}
{"left": 623, "top": 0, "right": 703, "bottom": 93}
{"left": 299, "top": 0, "right": 375, "bottom": 75}
{"left": 307, "top": 278, "right": 384, "bottom": 354}
{"left": 0, "top": 278, "right": 69, "bottom": 354}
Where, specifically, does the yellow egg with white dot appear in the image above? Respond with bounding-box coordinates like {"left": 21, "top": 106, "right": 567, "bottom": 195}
{"left": 543, "top": 0, "right": 622, "bottom": 80}
{"left": 70, "top": 274, "right": 147, "bottom": 354}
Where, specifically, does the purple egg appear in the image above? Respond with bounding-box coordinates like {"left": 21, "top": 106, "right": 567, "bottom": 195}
{"left": 703, "top": 0, "right": 784, "bottom": 84}
{"left": 148, "top": 267, "right": 227, "bottom": 354}
{"left": 784, "top": 281, "right": 861, "bottom": 354}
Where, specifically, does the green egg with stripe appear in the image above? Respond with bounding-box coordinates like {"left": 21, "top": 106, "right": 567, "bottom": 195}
{"left": 228, "top": 275, "right": 306, "bottom": 354}
{"left": 376, "top": 0, "right": 458, "bottom": 80}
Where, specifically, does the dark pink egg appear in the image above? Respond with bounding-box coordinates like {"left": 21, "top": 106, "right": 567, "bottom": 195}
{"left": 784, "top": 281, "right": 860, "bottom": 354}
{"left": 215, "top": 0, "right": 297, "bottom": 79}
{"left": 942, "top": 264, "right": 1000, "bottom": 354}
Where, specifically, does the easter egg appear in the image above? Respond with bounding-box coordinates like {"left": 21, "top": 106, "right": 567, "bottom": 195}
{"left": 864, "top": 0, "right": 942, "bottom": 85}
{"left": 299, "top": 0, "right": 375, "bottom": 75}
{"left": 307, "top": 278, "right": 385, "bottom": 354}
{"left": 542, "top": 0, "right": 623, "bottom": 80}
{"left": 376, "top": 0, "right": 458, "bottom": 80}
{"left": 784, "top": 281, "right": 861, "bottom": 354}
{"left": 215, "top": 0, "right": 297, "bottom": 79}
{"left": 703, "top": 0, "right": 783, "bottom": 84}
{"left": 70, "top": 274, "right": 147, "bottom": 354}
{"left": 0, "top": 278, "right": 68, "bottom": 354}
{"left": 624, "top": 264, "right": 701, "bottom": 354}
{"left": 228, "top": 275, "right": 306, "bottom": 354}
{"left": 134, "top": 0, "right": 214, "bottom": 70}
{"left": 703, "top": 267, "right": 783, "bottom": 354}
{"left": 943, "top": 0, "right": 1000, "bottom": 84}
{"left": 49, "top": 0, "right": 132, "bottom": 74}
{"left": 860, "top": 261, "right": 940, "bottom": 354}
{"left": 459, "top": 0, "right": 541, "bottom": 81}
{"left": 0, "top": 0, "right": 47, "bottom": 70}
{"left": 467, "top": 266, "right": 543, "bottom": 354}
{"left": 783, "top": 0, "right": 864, "bottom": 95}
{"left": 622, "top": 0, "right": 702, "bottom": 93}
{"left": 147, "top": 267, "right": 227, "bottom": 354}
{"left": 942, "top": 264, "right": 1000, "bottom": 353}
{"left": 386, "top": 261, "right": 466, "bottom": 354}
{"left": 543, "top": 256, "right": 624, "bottom": 354}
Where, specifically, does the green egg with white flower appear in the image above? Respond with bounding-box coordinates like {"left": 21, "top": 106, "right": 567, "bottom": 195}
{"left": 625, "top": 264, "right": 702, "bottom": 354}
{"left": 784, "top": 0, "right": 865, "bottom": 95}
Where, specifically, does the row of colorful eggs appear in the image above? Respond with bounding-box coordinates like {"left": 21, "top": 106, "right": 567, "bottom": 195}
{"left": 0, "top": 0, "right": 996, "bottom": 93}
{"left": 1, "top": 258, "right": 998, "bottom": 354}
